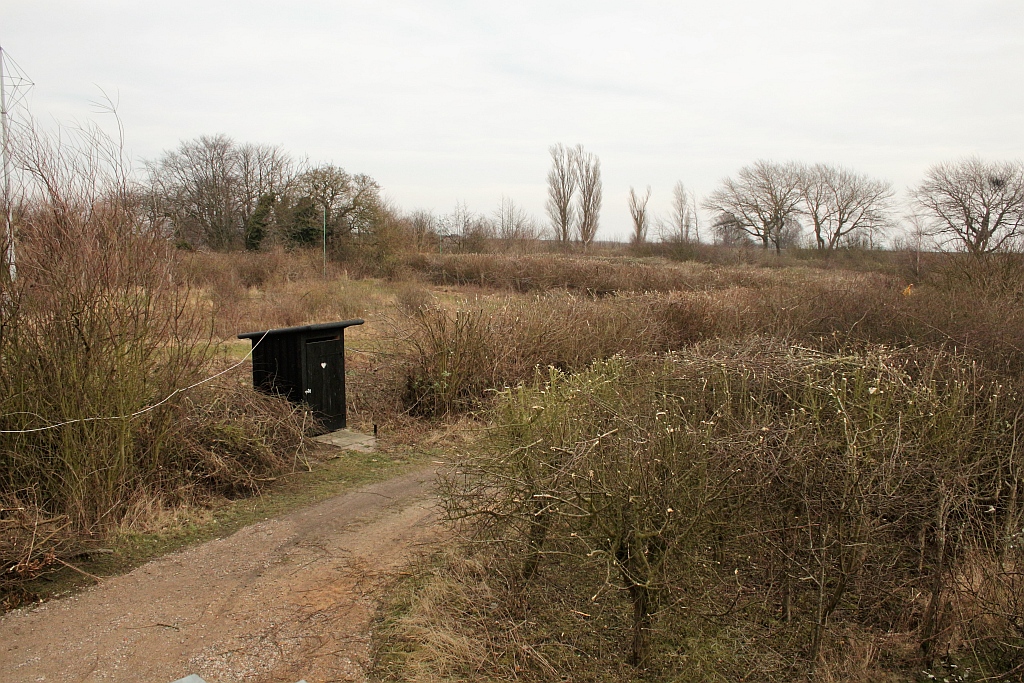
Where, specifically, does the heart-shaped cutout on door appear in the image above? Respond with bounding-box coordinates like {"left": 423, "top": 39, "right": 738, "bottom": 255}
{"left": 321, "top": 362, "right": 327, "bottom": 369}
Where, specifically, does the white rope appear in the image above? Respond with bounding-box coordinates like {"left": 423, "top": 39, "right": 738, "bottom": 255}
{"left": 0, "top": 332, "right": 268, "bottom": 434}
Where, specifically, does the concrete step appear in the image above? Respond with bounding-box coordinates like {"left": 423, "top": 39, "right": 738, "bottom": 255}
{"left": 313, "top": 428, "right": 377, "bottom": 453}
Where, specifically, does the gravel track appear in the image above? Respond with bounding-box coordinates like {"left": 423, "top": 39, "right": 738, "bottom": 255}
{"left": 0, "top": 465, "right": 439, "bottom": 683}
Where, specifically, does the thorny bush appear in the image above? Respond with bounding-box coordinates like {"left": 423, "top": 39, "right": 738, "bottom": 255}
{"left": 0, "top": 117, "right": 308, "bottom": 546}
{"left": 434, "top": 344, "right": 1024, "bottom": 680}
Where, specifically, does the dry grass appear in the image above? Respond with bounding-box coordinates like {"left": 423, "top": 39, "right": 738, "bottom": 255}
{"left": 400, "top": 288, "right": 733, "bottom": 416}
{"left": 402, "top": 252, "right": 869, "bottom": 295}
{"left": 387, "top": 263, "right": 1024, "bottom": 421}
{"left": 177, "top": 248, "right": 394, "bottom": 338}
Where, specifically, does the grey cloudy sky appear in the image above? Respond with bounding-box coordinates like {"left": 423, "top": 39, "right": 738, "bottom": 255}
{"left": 3, "top": 1, "right": 1022, "bottom": 239}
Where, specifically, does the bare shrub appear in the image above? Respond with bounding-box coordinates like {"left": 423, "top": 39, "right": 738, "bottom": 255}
{"left": 401, "top": 252, "right": 864, "bottom": 295}
{"left": 421, "top": 344, "right": 1023, "bottom": 679}
{"left": 0, "top": 120, "right": 214, "bottom": 528}
{"left": 0, "top": 115, "right": 310, "bottom": 543}
{"left": 0, "top": 493, "right": 83, "bottom": 609}
{"left": 440, "top": 356, "right": 731, "bottom": 666}
{"left": 925, "top": 251, "right": 1024, "bottom": 302}
{"left": 394, "top": 281, "right": 434, "bottom": 313}
{"left": 396, "top": 292, "right": 713, "bottom": 418}
{"left": 391, "top": 254, "right": 1024, "bottom": 425}
{"left": 170, "top": 381, "right": 310, "bottom": 498}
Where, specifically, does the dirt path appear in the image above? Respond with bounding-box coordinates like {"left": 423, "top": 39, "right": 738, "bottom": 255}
{"left": 0, "top": 465, "right": 440, "bottom": 683}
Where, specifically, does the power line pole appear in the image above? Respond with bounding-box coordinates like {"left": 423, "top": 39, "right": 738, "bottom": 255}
{"left": 0, "top": 46, "right": 33, "bottom": 285}
{"left": 1, "top": 45, "right": 14, "bottom": 282}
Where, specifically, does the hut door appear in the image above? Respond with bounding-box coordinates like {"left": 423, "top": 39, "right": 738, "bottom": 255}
{"left": 304, "top": 337, "right": 347, "bottom": 430}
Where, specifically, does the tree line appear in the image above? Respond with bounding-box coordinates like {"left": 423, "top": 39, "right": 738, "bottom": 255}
{"left": 117, "top": 134, "right": 1024, "bottom": 259}
{"left": 140, "top": 134, "right": 550, "bottom": 256}
{"left": 544, "top": 147, "right": 1024, "bottom": 257}
{"left": 143, "top": 134, "right": 383, "bottom": 253}
{"left": 700, "top": 157, "right": 1024, "bottom": 256}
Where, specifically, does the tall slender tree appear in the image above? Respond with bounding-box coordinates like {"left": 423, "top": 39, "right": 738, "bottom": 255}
{"left": 575, "top": 148, "right": 602, "bottom": 248}
{"left": 546, "top": 143, "right": 577, "bottom": 246}
{"left": 659, "top": 181, "right": 698, "bottom": 243}
{"left": 628, "top": 186, "right": 651, "bottom": 246}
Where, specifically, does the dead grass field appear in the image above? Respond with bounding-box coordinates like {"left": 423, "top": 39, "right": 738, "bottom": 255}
{"left": 359, "top": 248, "right": 1023, "bottom": 683}
{"left": 165, "top": 246, "right": 1024, "bottom": 682}
{"left": 5, "top": 241, "right": 1023, "bottom": 682}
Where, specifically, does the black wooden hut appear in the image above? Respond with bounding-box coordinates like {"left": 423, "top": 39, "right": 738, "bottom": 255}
{"left": 237, "top": 319, "right": 364, "bottom": 430}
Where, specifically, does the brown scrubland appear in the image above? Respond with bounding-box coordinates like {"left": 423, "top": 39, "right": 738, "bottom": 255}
{"left": 2, "top": 126, "right": 1022, "bottom": 681}
{"left": 165, "top": 241, "right": 1024, "bottom": 682}
{"left": 5, "top": 227, "right": 1024, "bottom": 681}
{"left": 368, "top": 249, "right": 1024, "bottom": 683}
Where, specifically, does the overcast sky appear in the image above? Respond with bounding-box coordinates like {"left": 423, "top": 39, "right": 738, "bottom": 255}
{"left": 2, "top": 1, "right": 1022, "bottom": 240}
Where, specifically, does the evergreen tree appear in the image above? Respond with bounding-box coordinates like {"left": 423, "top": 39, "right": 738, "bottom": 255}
{"left": 288, "top": 196, "right": 321, "bottom": 245}
{"left": 244, "top": 193, "right": 275, "bottom": 251}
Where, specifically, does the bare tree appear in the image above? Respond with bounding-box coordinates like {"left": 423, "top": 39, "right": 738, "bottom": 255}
{"left": 628, "top": 186, "right": 651, "bottom": 246}
{"left": 711, "top": 212, "right": 749, "bottom": 246}
{"left": 237, "top": 143, "right": 294, "bottom": 225}
{"left": 291, "top": 164, "right": 381, "bottom": 242}
{"left": 546, "top": 143, "right": 577, "bottom": 246}
{"left": 798, "top": 163, "right": 893, "bottom": 250}
{"left": 658, "top": 180, "right": 698, "bottom": 243}
{"left": 494, "top": 196, "right": 538, "bottom": 249}
{"left": 575, "top": 148, "right": 601, "bottom": 248}
{"left": 438, "top": 201, "right": 492, "bottom": 252}
{"left": 146, "top": 134, "right": 239, "bottom": 249}
{"left": 895, "top": 213, "right": 935, "bottom": 281}
{"left": 703, "top": 160, "right": 803, "bottom": 254}
{"left": 408, "top": 209, "right": 437, "bottom": 253}
{"left": 911, "top": 157, "right": 1024, "bottom": 256}
{"left": 442, "top": 201, "right": 474, "bottom": 239}
{"left": 146, "top": 135, "right": 293, "bottom": 250}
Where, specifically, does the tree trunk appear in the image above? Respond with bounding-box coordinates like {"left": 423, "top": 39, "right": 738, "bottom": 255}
{"left": 627, "top": 582, "right": 654, "bottom": 667}
{"left": 920, "top": 491, "right": 949, "bottom": 665}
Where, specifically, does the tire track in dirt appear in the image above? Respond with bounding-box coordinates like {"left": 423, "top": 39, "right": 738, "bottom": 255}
{"left": 0, "top": 465, "right": 440, "bottom": 683}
